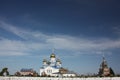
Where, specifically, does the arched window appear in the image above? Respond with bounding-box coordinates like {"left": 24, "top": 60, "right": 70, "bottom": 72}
{"left": 47, "top": 69, "right": 52, "bottom": 73}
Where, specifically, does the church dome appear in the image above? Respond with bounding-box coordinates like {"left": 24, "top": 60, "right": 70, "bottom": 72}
{"left": 56, "top": 59, "right": 60, "bottom": 62}
{"left": 43, "top": 59, "right": 47, "bottom": 62}
{"left": 50, "top": 53, "right": 56, "bottom": 58}
{"left": 57, "top": 59, "right": 62, "bottom": 64}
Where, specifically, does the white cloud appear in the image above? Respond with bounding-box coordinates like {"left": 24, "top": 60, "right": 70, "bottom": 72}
{"left": 0, "top": 21, "right": 120, "bottom": 56}
{"left": 47, "top": 36, "right": 120, "bottom": 51}
{"left": 113, "top": 26, "right": 120, "bottom": 36}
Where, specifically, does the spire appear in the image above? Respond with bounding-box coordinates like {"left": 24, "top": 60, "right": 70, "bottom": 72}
{"left": 50, "top": 48, "right": 56, "bottom": 58}
{"left": 102, "top": 53, "right": 108, "bottom": 68}
{"left": 102, "top": 53, "right": 105, "bottom": 62}
{"left": 52, "top": 48, "right": 55, "bottom": 53}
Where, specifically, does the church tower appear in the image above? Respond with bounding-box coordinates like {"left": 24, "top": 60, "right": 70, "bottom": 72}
{"left": 50, "top": 53, "right": 56, "bottom": 67}
{"left": 43, "top": 59, "right": 48, "bottom": 68}
{"left": 56, "top": 59, "right": 62, "bottom": 68}
{"left": 98, "top": 55, "right": 110, "bottom": 77}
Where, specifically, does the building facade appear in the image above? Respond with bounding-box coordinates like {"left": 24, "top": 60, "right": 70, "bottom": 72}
{"left": 15, "top": 68, "right": 37, "bottom": 76}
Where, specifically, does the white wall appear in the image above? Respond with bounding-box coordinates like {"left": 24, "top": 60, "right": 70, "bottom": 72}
{"left": 40, "top": 66, "right": 59, "bottom": 76}
{"left": 0, "top": 77, "right": 120, "bottom": 80}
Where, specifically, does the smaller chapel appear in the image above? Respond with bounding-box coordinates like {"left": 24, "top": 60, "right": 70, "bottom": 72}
{"left": 98, "top": 55, "right": 115, "bottom": 77}
{"left": 40, "top": 53, "right": 76, "bottom": 77}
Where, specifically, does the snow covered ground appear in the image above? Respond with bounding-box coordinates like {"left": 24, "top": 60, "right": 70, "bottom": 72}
{"left": 0, "top": 77, "right": 120, "bottom": 80}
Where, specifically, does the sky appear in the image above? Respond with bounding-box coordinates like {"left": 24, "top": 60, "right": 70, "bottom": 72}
{"left": 0, "top": 0, "right": 120, "bottom": 75}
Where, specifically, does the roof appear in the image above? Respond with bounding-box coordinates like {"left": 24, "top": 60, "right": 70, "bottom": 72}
{"left": 50, "top": 53, "right": 56, "bottom": 58}
{"left": 20, "top": 68, "right": 33, "bottom": 72}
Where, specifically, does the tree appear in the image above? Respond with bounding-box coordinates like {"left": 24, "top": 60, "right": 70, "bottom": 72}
{"left": 98, "top": 68, "right": 103, "bottom": 77}
{"left": 110, "top": 67, "right": 115, "bottom": 76}
{"left": 0, "top": 68, "right": 9, "bottom": 76}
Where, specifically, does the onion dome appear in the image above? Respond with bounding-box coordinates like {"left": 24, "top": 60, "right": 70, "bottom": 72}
{"left": 50, "top": 53, "right": 56, "bottom": 58}
{"left": 43, "top": 59, "right": 47, "bottom": 62}
{"left": 56, "top": 59, "right": 62, "bottom": 64}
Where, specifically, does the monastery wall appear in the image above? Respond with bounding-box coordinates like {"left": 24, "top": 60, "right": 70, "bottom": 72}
{"left": 0, "top": 77, "right": 120, "bottom": 80}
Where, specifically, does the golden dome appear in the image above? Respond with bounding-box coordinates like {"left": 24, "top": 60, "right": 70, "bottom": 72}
{"left": 50, "top": 53, "right": 56, "bottom": 58}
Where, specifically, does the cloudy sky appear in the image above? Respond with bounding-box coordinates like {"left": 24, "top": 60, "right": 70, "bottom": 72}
{"left": 0, "top": 0, "right": 120, "bottom": 75}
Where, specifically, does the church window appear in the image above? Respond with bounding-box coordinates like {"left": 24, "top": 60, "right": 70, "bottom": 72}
{"left": 47, "top": 69, "right": 52, "bottom": 73}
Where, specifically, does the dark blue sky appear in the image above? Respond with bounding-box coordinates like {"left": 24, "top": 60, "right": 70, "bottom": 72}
{"left": 1, "top": 0, "right": 120, "bottom": 37}
{"left": 0, "top": 0, "right": 120, "bottom": 75}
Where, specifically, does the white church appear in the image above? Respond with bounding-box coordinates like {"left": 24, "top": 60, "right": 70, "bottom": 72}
{"left": 40, "top": 53, "right": 76, "bottom": 77}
